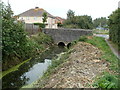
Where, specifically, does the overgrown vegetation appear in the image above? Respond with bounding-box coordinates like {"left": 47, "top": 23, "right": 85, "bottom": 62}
{"left": 108, "top": 8, "right": 120, "bottom": 50}
{"left": 63, "top": 9, "right": 93, "bottom": 29}
{"left": 76, "top": 36, "right": 119, "bottom": 89}
{"left": 2, "top": 2, "right": 53, "bottom": 71}
{"left": 93, "top": 17, "right": 108, "bottom": 29}
{"left": 31, "top": 32, "right": 53, "bottom": 46}
{"left": 34, "top": 23, "right": 46, "bottom": 28}
{"left": 93, "top": 72, "right": 118, "bottom": 89}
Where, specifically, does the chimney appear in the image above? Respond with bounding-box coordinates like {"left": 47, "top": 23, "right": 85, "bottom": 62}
{"left": 35, "top": 7, "right": 39, "bottom": 9}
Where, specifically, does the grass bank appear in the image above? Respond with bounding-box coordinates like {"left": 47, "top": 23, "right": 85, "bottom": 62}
{"left": 77, "top": 36, "right": 119, "bottom": 88}
{"left": 93, "top": 29, "right": 109, "bottom": 34}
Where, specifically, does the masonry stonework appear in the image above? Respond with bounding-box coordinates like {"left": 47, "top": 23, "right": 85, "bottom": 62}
{"left": 42, "top": 28, "right": 93, "bottom": 45}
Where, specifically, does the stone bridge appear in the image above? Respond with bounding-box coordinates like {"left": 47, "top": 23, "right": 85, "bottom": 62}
{"left": 42, "top": 28, "right": 92, "bottom": 47}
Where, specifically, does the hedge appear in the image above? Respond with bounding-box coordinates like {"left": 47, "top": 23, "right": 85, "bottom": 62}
{"left": 108, "top": 8, "right": 120, "bottom": 50}
{"left": 34, "top": 23, "right": 46, "bottom": 28}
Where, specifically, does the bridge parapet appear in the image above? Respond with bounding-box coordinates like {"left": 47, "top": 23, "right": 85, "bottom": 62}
{"left": 42, "top": 28, "right": 92, "bottom": 45}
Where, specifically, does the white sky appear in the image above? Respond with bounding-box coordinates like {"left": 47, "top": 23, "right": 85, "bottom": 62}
{"left": 2, "top": 0, "right": 119, "bottom": 19}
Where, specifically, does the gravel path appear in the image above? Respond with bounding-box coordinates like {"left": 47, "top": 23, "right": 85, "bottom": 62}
{"left": 94, "top": 34, "right": 120, "bottom": 59}
{"left": 105, "top": 39, "right": 120, "bottom": 59}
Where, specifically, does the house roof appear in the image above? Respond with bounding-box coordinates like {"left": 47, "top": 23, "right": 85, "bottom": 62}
{"left": 55, "top": 16, "right": 65, "bottom": 21}
{"left": 18, "top": 7, "right": 55, "bottom": 18}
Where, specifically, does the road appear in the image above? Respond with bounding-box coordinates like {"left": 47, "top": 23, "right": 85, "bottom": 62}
{"left": 94, "top": 34, "right": 120, "bottom": 59}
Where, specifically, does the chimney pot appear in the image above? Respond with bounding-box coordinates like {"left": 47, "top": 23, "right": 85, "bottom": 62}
{"left": 35, "top": 7, "right": 39, "bottom": 9}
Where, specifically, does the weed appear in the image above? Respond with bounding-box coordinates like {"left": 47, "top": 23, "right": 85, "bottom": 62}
{"left": 93, "top": 72, "right": 118, "bottom": 89}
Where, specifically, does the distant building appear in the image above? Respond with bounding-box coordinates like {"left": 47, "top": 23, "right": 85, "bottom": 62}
{"left": 55, "top": 16, "right": 65, "bottom": 24}
{"left": 16, "top": 7, "right": 57, "bottom": 28}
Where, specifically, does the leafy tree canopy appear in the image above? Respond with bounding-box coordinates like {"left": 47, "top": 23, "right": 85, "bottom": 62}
{"left": 42, "top": 12, "right": 48, "bottom": 24}
{"left": 93, "top": 17, "right": 108, "bottom": 29}
{"left": 108, "top": 8, "right": 120, "bottom": 50}
{"left": 63, "top": 10, "right": 93, "bottom": 29}
{"left": 67, "top": 9, "right": 75, "bottom": 19}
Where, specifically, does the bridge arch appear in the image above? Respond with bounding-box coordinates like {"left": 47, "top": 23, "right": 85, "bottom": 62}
{"left": 67, "top": 43, "right": 72, "bottom": 48}
{"left": 58, "top": 42, "right": 65, "bottom": 47}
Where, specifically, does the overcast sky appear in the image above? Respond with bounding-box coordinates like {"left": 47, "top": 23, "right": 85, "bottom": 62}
{"left": 2, "top": 0, "right": 119, "bottom": 19}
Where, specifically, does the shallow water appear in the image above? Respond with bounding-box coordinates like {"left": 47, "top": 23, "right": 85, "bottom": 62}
{"left": 2, "top": 46, "right": 66, "bottom": 89}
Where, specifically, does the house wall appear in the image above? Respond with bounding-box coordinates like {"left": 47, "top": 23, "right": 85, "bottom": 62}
{"left": 18, "top": 16, "right": 58, "bottom": 28}
{"left": 46, "top": 17, "right": 57, "bottom": 28}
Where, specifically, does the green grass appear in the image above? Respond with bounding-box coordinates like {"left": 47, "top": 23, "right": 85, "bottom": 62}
{"left": 0, "top": 58, "right": 31, "bottom": 79}
{"left": 93, "top": 72, "right": 118, "bottom": 89}
{"left": 108, "top": 40, "right": 119, "bottom": 51}
{"left": 93, "top": 29, "right": 109, "bottom": 34}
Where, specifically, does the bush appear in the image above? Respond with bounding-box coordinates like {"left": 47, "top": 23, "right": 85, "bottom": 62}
{"left": 2, "top": 3, "right": 49, "bottom": 70}
{"left": 63, "top": 13, "right": 93, "bottom": 29}
{"left": 31, "top": 32, "right": 53, "bottom": 45}
{"left": 2, "top": 3, "right": 30, "bottom": 62}
{"left": 34, "top": 23, "right": 46, "bottom": 28}
{"left": 108, "top": 8, "right": 120, "bottom": 50}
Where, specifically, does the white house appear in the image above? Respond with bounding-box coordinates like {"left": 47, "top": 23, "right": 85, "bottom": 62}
{"left": 16, "top": 7, "right": 58, "bottom": 28}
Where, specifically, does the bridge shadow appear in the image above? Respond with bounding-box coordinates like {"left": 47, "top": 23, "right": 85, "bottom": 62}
{"left": 58, "top": 42, "right": 65, "bottom": 48}
{"left": 67, "top": 43, "right": 72, "bottom": 49}
{"left": 58, "top": 42, "right": 72, "bottom": 49}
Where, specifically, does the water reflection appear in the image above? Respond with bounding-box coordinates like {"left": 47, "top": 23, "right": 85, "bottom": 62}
{"left": 22, "top": 59, "right": 51, "bottom": 84}
{"left": 2, "top": 46, "right": 65, "bottom": 89}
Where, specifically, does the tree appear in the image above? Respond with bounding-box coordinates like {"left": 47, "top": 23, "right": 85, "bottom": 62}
{"left": 2, "top": 2, "right": 27, "bottom": 60}
{"left": 42, "top": 12, "right": 47, "bottom": 24}
{"left": 63, "top": 11, "right": 93, "bottom": 29}
{"left": 108, "top": 8, "right": 120, "bottom": 50}
{"left": 2, "top": 2, "right": 35, "bottom": 70}
{"left": 67, "top": 9, "right": 75, "bottom": 19}
{"left": 93, "top": 17, "right": 108, "bottom": 29}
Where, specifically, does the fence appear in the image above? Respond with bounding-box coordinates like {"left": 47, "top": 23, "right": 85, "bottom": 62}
{"left": 25, "top": 23, "right": 40, "bottom": 35}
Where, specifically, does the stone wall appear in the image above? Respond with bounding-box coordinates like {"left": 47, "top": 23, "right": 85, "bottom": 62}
{"left": 42, "top": 28, "right": 93, "bottom": 45}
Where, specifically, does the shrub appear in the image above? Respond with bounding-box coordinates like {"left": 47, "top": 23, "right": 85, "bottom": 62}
{"left": 2, "top": 3, "right": 29, "bottom": 62}
{"left": 108, "top": 8, "right": 120, "bottom": 50}
{"left": 31, "top": 32, "right": 53, "bottom": 45}
{"left": 34, "top": 23, "right": 46, "bottom": 28}
{"left": 2, "top": 3, "right": 47, "bottom": 70}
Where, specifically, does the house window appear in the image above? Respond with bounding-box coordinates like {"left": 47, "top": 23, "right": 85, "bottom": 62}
{"left": 20, "top": 17, "right": 23, "bottom": 20}
{"left": 27, "top": 17, "right": 29, "bottom": 20}
{"left": 34, "top": 17, "right": 37, "bottom": 20}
